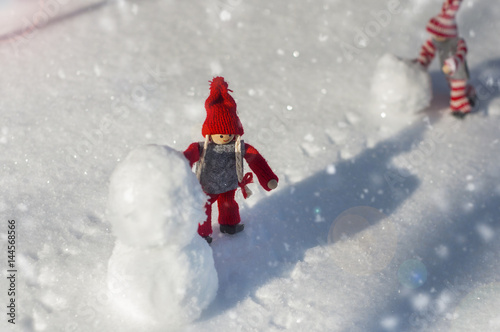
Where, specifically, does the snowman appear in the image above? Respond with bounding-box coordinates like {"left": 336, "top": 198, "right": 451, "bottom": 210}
{"left": 106, "top": 144, "right": 218, "bottom": 329}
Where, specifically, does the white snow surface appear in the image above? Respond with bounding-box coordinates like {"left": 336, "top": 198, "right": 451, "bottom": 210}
{"left": 1, "top": 0, "right": 500, "bottom": 331}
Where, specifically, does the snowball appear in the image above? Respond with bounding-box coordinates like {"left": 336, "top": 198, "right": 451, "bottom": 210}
{"left": 107, "top": 144, "right": 207, "bottom": 247}
{"left": 108, "top": 237, "right": 218, "bottom": 327}
{"left": 370, "top": 53, "right": 432, "bottom": 114}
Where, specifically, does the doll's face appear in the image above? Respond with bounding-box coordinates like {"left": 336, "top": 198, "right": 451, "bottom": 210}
{"left": 211, "top": 134, "right": 235, "bottom": 145}
{"left": 432, "top": 35, "right": 448, "bottom": 42}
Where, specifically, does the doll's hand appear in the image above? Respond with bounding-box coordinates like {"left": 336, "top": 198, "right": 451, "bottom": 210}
{"left": 267, "top": 179, "right": 278, "bottom": 190}
{"left": 442, "top": 63, "right": 452, "bottom": 75}
{"left": 443, "top": 57, "right": 457, "bottom": 75}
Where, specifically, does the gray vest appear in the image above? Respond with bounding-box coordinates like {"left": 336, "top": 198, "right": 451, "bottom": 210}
{"left": 197, "top": 140, "right": 245, "bottom": 194}
{"left": 433, "top": 37, "right": 469, "bottom": 80}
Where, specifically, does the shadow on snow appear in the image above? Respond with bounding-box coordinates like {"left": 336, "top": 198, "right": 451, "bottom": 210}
{"left": 199, "top": 60, "right": 500, "bottom": 322}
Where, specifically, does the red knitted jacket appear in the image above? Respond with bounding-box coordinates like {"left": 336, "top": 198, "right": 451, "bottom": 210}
{"left": 183, "top": 142, "right": 278, "bottom": 191}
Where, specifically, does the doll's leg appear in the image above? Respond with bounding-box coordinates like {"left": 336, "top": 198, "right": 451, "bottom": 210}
{"left": 450, "top": 79, "right": 471, "bottom": 114}
{"left": 217, "top": 190, "right": 241, "bottom": 226}
{"left": 217, "top": 190, "right": 244, "bottom": 235}
{"left": 198, "top": 194, "right": 218, "bottom": 237}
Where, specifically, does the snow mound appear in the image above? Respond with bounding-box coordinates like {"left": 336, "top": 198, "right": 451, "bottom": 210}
{"left": 106, "top": 144, "right": 207, "bottom": 247}
{"left": 370, "top": 53, "right": 432, "bottom": 114}
{"left": 106, "top": 144, "right": 218, "bottom": 328}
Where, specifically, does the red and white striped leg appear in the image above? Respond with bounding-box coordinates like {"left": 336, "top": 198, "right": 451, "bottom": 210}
{"left": 450, "top": 79, "right": 472, "bottom": 114}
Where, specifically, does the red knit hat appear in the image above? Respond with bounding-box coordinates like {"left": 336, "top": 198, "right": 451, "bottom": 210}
{"left": 202, "top": 77, "right": 244, "bottom": 137}
{"left": 426, "top": 0, "right": 462, "bottom": 38}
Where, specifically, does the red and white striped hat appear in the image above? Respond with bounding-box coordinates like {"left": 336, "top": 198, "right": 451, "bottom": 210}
{"left": 426, "top": 0, "right": 463, "bottom": 38}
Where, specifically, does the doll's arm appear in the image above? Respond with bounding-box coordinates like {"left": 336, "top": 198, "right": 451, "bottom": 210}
{"left": 417, "top": 38, "right": 436, "bottom": 68}
{"left": 444, "top": 38, "right": 467, "bottom": 75}
{"left": 244, "top": 143, "right": 278, "bottom": 191}
{"left": 183, "top": 142, "right": 201, "bottom": 168}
